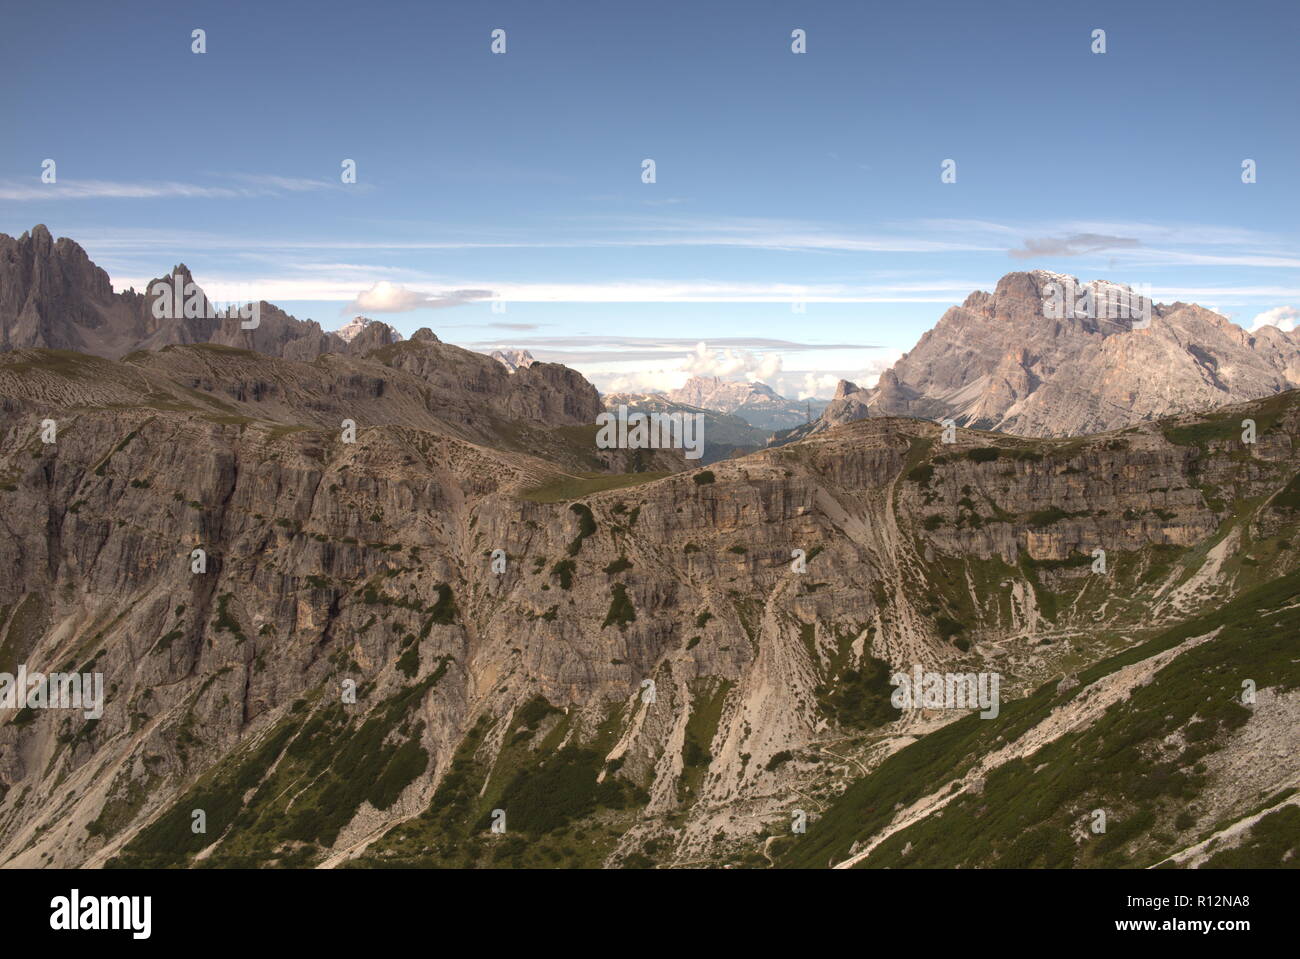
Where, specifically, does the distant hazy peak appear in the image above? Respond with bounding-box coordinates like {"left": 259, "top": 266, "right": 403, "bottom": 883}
{"left": 491, "top": 349, "right": 537, "bottom": 372}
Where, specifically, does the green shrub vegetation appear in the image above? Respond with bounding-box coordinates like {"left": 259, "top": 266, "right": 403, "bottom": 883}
{"left": 602, "top": 583, "right": 636, "bottom": 629}
{"left": 815, "top": 654, "right": 899, "bottom": 730}
{"left": 765, "top": 751, "right": 794, "bottom": 772}
{"left": 551, "top": 559, "right": 576, "bottom": 590}
{"left": 567, "top": 503, "right": 597, "bottom": 556}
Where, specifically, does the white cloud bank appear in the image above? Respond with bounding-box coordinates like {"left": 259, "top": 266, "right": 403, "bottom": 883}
{"left": 347, "top": 281, "right": 493, "bottom": 314}
{"left": 681, "top": 341, "right": 783, "bottom": 381}
{"left": 598, "top": 342, "right": 780, "bottom": 395}
{"left": 1249, "top": 305, "right": 1300, "bottom": 333}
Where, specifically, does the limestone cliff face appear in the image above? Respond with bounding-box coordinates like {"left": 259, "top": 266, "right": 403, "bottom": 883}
{"left": 2, "top": 337, "right": 1297, "bottom": 867}
{"left": 1, "top": 225, "right": 153, "bottom": 355}
{"left": 802, "top": 271, "right": 1300, "bottom": 439}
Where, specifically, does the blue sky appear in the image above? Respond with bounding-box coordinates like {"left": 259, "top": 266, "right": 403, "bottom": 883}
{"left": 2, "top": 0, "right": 1298, "bottom": 397}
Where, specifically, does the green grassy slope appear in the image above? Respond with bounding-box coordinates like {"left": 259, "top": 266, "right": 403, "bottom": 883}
{"left": 777, "top": 569, "right": 1300, "bottom": 869}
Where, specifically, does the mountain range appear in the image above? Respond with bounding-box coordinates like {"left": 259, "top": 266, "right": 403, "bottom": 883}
{"left": 0, "top": 226, "right": 1296, "bottom": 869}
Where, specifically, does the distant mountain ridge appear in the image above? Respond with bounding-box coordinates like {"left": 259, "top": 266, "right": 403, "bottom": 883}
{"left": 601, "top": 391, "right": 770, "bottom": 464}
{"left": 11, "top": 223, "right": 1299, "bottom": 445}
{"left": 667, "top": 375, "right": 826, "bottom": 431}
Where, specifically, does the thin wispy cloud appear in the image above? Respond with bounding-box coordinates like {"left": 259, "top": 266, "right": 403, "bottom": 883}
{"left": 223, "top": 173, "right": 335, "bottom": 192}
{"left": 108, "top": 269, "right": 1300, "bottom": 309}
{"left": 107, "top": 274, "right": 989, "bottom": 304}
{"left": 1148, "top": 285, "right": 1300, "bottom": 299}
{"left": 60, "top": 217, "right": 1300, "bottom": 281}
{"left": 466, "top": 336, "right": 871, "bottom": 349}
{"left": 919, "top": 218, "right": 1299, "bottom": 268}
{"left": 469, "top": 280, "right": 980, "bottom": 303}
{"left": 1124, "top": 250, "right": 1300, "bottom": 269}
{"left": 0, "top": 173, "right": 339, "bottom": 202}
{"left": 1009, "top": 233, "right": 1142, "bottom": 259}
{"left": 0, "top": 180, "right": 254, "bottom": 201}
{"left": 61, "top": 218, "right": 1004, "bottom": 255}
{"left": 460, "top": 335, "right": 874, "bottom": 368}
{"left": 924, "top": 218, "right": 1289, "bottom": 249}
{"left": 30, "top": 213, "right": 1300, "bottom": 316}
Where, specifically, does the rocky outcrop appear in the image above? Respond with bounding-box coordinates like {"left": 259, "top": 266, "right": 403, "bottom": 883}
{"left": 819, "top": 379, "right": 872, "bottom": 428}
{"left": 376, "top": 338, "right": 604, "bottom": 431}
{"left": 335, "top": 316, "right": 401, "bottom": 349}
{"left": 1, "top": 225, "right": 155, "bottom": 355}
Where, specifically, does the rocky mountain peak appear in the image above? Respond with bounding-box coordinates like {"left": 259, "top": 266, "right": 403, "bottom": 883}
{"left": 144, "top": 263, "right": 197, "bottom": 296}
{"left": 335, "top": 315, "right": 383, "bottom": 343}
{"left": 783, "top": 270, "right": 1300, "bottom": 441}
{"left": 342, "top": 317, "right": 402, "bottom": 352}
{"left": 0, "top": 227, "right": 415, "bottom": 362}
